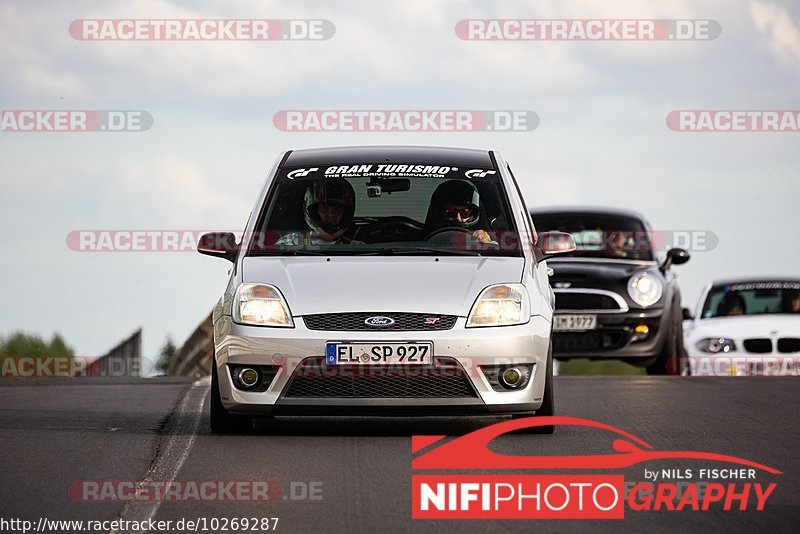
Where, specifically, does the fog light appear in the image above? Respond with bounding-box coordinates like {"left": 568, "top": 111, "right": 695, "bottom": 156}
{"left": 500, "top": 367, "right": 523, "bottom": 388}
{"left": 238, "top": 368, "right": 260, "bottom": 388}
{"left": 632, "top": 323, "right": 650, "bottom": 342}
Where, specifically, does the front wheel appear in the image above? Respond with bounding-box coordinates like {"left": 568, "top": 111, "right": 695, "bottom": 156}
{"left": 210, "top": 363, "right": 253, "bottom": 434}
{"left": 646, "top": 306, "right": 685, "bottom": 375}
{"left": 512, "top": 342, "right": 555, "bottom": 434}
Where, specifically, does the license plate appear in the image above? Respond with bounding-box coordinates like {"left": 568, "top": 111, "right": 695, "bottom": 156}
{"left": 325, "top": 342, "right": 433, "bottom": 365}
{"left": 554, "top": 314, "right": 597, "bottom": 331}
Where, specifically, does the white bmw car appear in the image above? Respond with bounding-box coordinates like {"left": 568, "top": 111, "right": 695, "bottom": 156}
{"left": 683, "top": 277, "right": 800, "bottom": 376}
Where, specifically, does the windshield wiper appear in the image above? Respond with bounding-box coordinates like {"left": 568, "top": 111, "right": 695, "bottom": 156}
{"left": 249, "top": 249, "right": 335, "bottom": 256}
{"left": 351, "top": 247, "right": 482, "bottom": 256}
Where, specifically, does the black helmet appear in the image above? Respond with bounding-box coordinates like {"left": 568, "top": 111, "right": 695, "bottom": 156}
{"left": 303, "top": 179, "right": 356, "bottom": 239}
{"left": 426, "top": 180, "right": 482, "bottom": 230}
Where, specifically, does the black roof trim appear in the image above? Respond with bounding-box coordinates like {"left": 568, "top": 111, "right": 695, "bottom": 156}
{"left": 530, "top": 205, "right": 647, "bottom": 222}
{"left": 710, "top": 276, "right": 800, "bottom": 287}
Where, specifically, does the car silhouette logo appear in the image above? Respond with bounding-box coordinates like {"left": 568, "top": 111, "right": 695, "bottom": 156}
{"left": 412, "top": 416, "right": 781, "bottom": 473}
{"left": 365, "top": 316, "right": 395, "bottom": 327}
{"left": 287, "top": 167, "right": 319, "bottom": 179}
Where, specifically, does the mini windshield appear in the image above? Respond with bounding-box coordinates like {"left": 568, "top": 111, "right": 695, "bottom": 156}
{"left": 702, "top": 281, "right": 800, "bottom": 318}
{"left": 533, "top": 213, "right": 653, "bottom": 261}
{"left": 248, "top": 163, "right": 522, "bottom": 257}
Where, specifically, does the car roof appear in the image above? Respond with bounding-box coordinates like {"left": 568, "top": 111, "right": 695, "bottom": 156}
{"left": 709, "top": 276, "right": 800, "bottom": 287}
{"left": 283, "top": 145, "right": 494, "bottom": 168}
{"left": 530, "top": 205, "right": 648, "bottom": 222}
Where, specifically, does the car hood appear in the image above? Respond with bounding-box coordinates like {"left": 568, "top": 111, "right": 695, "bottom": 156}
{"left": 548, "top": 259, "right": 654, "bottom": 283}
{"left": 546, "top": 258, "right": 659, "bottom": 295}
{"left": 241, "top": 256, "right": 525, "bottom": 316}
{"left": 687, "top": 315, "right": 800, "bottom": 340}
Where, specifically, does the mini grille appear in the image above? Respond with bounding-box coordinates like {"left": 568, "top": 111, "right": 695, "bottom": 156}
{"left": 303, "top": 312, "right": 457, "bottom": 331}
{"left": 743, "top": 338, "right": 773, "bottom": 354}
{"left": 283, "top": 357, "right": 477, "bottom": 398}
{"left": 554, "top": 293, "right": 622, "bottom": 311}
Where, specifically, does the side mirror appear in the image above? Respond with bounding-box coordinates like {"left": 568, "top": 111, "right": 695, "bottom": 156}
{"left": 682, "top": 307, "right": 693, "bottom": 321}
{"left": 197, "top": 232, "right": 238, "bottom": 262}
{"left": 661, "top": 247, "right": 690, "bottom": 271}
{"left": 537, "top": 231, "right": 576, "bottom": 260}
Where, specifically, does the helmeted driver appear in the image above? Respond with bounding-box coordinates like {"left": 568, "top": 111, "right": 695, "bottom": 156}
{"left": 422, "top": 180, "right": 492, "bottom": 244}
{"left": 276, "top": 179, "right": 358, "bottom": 245}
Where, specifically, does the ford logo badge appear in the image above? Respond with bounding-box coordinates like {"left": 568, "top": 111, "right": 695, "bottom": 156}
{"left": 365, "top": 316, "right": 395, "bottom": 327}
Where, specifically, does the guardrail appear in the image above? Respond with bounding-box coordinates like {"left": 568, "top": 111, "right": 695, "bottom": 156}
{"left": 169, "top": 312, "right": 213, "bottom": 377}
{"left": 85, "top": 328, "right": 142, "bottom": 377}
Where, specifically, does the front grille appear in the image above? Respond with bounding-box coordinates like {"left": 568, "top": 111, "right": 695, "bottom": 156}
{"left": 554, "top": 292, "right": 622, "bottom": 311}
{"left": 778, "top": 338, "right": 800, "bottom": 353}
{"left": 283, "top": 357, "right": 477, "bottom": 398}
{"left": 303, "top": 312, "right": 457, "bottom": 331}
{"left": 553, "top": 331, "right": 628, "bottom": 352}
{"left": 743, "top": 338, "right": 773, "bottom": 354}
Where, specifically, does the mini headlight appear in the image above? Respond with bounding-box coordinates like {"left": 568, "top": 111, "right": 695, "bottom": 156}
{"left": 233, "top": 283, "right": 294, "bottom": 327}
{"left": 627, "top": 273, "right": 663, "bottom": 307}
{"left": 696, "top": 337, "right": 736, "bottom": 354}
{"left": 466, "top": 284, "right": 529, "bottom": 328}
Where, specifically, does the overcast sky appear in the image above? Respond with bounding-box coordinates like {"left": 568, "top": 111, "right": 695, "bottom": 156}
{"left": 1, "top": 0, "right": 798, "bottom": 373}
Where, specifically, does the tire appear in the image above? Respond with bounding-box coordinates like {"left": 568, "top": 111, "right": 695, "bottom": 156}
{"left": 646, "top": 305, "right": 684, "bottom": 376}
{"left": 512, "top": 341, "right": 555, "bottom": 434}
{"left": 210, "top": 363, "right": 253, "bottom": 434}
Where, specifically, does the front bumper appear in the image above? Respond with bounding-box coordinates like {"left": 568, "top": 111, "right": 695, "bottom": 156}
{"left": 213, "top": 314, "right": 551, "bottom": 415}
{"left": 551, "top": 308, "right": 669, "bottom": 360}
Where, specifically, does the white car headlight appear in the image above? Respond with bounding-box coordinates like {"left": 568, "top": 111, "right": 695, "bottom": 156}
{"left": 233, "top": 283, "right": 294, "bottom": 327}
{"left": 695, "top": 337, "right": 736, "bottom": 353}
{"left": 627, "top": 273, "right": 663, "bottom": 307}
{"left": 467, "top": 284, "right": 529, "bottom": 328}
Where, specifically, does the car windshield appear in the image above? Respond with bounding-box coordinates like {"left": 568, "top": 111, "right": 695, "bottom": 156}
{"left": 248, "top": 163, "right": 522, "bottom": 257}
{"left": 702, "top": 281, "right": 800, "bottom": 318}
{"left": 532, "top": 213, "right": 653, "bottom": 261}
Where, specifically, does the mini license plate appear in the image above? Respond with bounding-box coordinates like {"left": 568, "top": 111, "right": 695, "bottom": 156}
{"left": 553, "top": 314, "right": 598, "bottom": 331}
{"left": 325, "top": 342, "right": 433, "bottom": 365}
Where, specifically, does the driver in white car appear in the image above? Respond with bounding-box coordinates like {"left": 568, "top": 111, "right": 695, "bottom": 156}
{"left": 276, "top": 179, "right": 361, "bottom": 246}
{"left": 422, "top": 180, "right": 493, "bottom": 244}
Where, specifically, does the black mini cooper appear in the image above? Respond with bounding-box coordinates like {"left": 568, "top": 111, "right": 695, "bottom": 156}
{"left": 530, "top": 207, "right": 690, "bottom": 374}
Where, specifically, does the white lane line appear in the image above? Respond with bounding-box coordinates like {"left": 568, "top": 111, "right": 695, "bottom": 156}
{"left": 44, "top": 426, "right": 98, "bottom": 430}
{"left": 110, "top": 376, "right": 209, "bottom": 534}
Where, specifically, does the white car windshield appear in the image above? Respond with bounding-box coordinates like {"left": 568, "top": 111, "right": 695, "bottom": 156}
{"left": 701, "top": 281, "right": 800, "bottom": 318}
{"left": 248, "top": 163, "right": 523, "bottom": 257}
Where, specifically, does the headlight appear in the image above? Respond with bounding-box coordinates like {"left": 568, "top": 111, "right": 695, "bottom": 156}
{"left": 627, "top": 273, "right": 663, "bottom": 307}
{"left": 232, "top": 283, "right": 294, "bottom": 327}
{"left": 466, "top": 284, "right": 529, "bottom": 328}
{"left": 695, "top": 337, "right": 736, "bottom": 353}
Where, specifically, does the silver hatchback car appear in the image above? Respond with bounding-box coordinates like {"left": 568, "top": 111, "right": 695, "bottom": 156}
{"left": 198, "top": 146, "right": 574, "bottom": 433}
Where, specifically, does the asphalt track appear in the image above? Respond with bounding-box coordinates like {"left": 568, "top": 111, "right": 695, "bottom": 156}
{"left": 1, "top": 377, "right": 798, "bottom": 533}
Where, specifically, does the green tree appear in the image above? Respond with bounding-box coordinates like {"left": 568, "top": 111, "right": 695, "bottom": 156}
{"left": 0, "top": 331, "right": 75, "bottom": 357}
{"left": 1, "top": 332, "right": 77, "bottom": 378}
{"left": 156, "top": 337, "right": 177, "bottom": 374}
